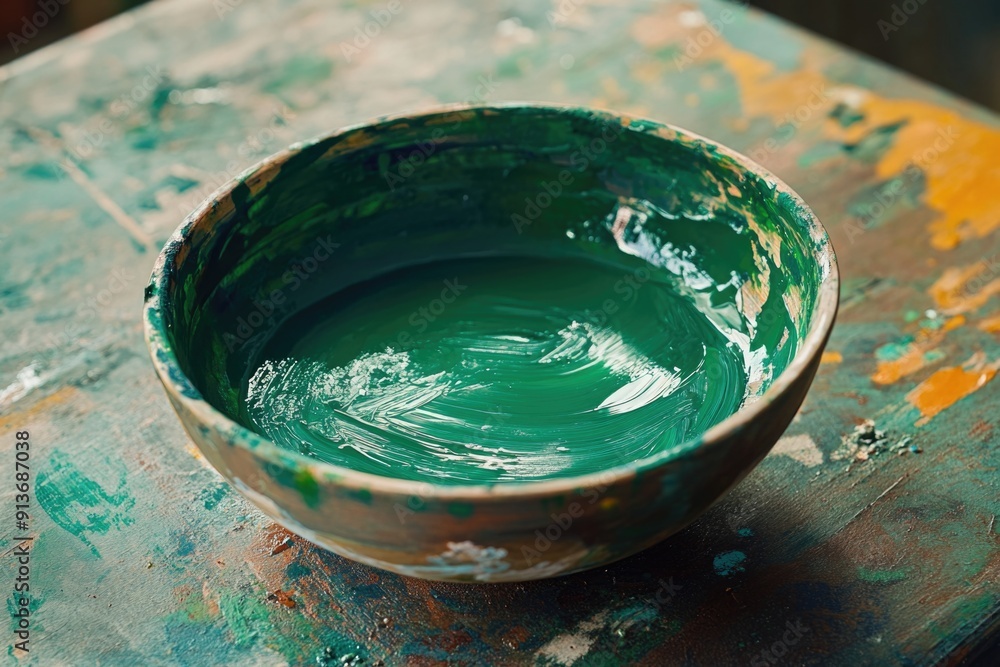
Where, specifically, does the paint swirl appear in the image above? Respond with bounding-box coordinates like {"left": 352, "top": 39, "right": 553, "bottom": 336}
{"left": 242, "top": 254, "right": 749, "bottom": 484}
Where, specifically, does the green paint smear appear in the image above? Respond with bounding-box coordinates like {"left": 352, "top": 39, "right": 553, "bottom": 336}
{"left": 875, "top": 336, "right": 914, "bottom": 362}
{"left": 857, "top": 566, "right": 909, "bottom": 583}
{"left": 242, "top": 256, "right": 749, "bottom": 484}
{"left": 35, "top": 450, "right": 135, "bottom": 557}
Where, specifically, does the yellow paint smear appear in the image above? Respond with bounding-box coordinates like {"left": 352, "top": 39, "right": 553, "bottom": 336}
{"left": 184, "top": 442, "right": 208, "bottom": 463}
{"left": 631, "top": 4, "right": 1000, "bottom": 251}
{"left": 907, "top": 363, "right": 996, "bottom": 426}
{"left": 0, "top": 386, "right": 80, "bottom": 438}
{"left": 723, "top": 50, "right": 1000, "bottom": 251}
{"left": 929, "top": 263, "right": 1000, "bottom": 315}
{"left": 631, "top": 5, "right": 829, "bottom": 123}
{"left": 978, "top": 314, "right": 1000, "bottom": 334}
{"left": 873, "top": 346, "right": 937, "bottom": 386}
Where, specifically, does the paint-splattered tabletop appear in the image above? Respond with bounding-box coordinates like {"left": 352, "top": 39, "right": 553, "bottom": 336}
{"left": 2, "top": 0, "right": 999, "bottom": 664}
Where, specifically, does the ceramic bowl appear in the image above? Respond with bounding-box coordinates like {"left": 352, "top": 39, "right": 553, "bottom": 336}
{"left": 144, "top": 104, "right": 838, "bottom": 582}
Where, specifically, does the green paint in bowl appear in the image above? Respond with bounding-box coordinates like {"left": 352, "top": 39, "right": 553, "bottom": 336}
{"left": 243, "top": 253, "right": 749, "bottom": 484}
{"left": 145, "top": 104, "right": 838, "bottom": 582}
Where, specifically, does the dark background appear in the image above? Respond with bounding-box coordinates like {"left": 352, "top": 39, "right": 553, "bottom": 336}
{"left": 3, "top": 1, "right": 999, "bottom": 111}
{"left": 749, "top": 0, "right": 1000, "bottom": 111}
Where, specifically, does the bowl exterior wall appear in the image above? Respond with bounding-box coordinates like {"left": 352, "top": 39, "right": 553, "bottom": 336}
{"left": 158, "top": 348, "right": 821, "bottom": 582}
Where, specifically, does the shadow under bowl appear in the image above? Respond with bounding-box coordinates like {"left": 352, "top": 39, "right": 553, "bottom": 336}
{"left": 144, "top": 104, "right": 838, "bottom": 582}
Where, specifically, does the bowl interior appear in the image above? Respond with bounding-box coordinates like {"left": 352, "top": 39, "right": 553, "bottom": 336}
{"left": 157, "top": 106, "right": 831, "bottom": 485}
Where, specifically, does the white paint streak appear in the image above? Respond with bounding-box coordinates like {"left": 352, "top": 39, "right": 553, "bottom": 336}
{"left": 536, "top": 633, "right": 596, "bottom": 666}
{"left": 772, "top": 433, "right": 823, "bottom": 467}
{"left": 0, "top": 364, "right": 44, "bottom": 408}
{"left": 535, "top": 611, "right": 608, "bottom": 665}
{"left": 678, "top": 10, "right": 707, "bottom": 27}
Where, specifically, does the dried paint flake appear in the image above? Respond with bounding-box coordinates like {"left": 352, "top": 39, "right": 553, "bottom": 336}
{"left": 270, "top": 536, "right": 294, "bottom": 555}
{"left": 316, "top": 647, "right": 367, "bottom": 667}
{"left": 831, "top": 420, "right": 916, "bottom": 462}
{"left": 266, "top": 589, "right": 296, "bottom": 609}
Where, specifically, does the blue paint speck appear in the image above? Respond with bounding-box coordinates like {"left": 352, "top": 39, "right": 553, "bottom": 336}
{"left": 714, "top": 550, "right": 747, "bottom": 576}
{"left": 737, "top": 527, "right": 754, "bottom": 537}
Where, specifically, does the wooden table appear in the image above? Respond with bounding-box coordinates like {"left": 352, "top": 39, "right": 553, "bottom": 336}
{"left": 2, "top": 0, "right": 998, "bottom": 664}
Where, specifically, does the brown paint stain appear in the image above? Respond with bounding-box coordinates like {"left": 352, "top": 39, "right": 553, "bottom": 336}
{"left": 401, "top": 577, "right": 452, "bottom": 629}
{"left": 632, "top": 4, "right": 1000, "bottom": 252}
{"left": 425, "top": 628, "right": 472, "bottom": 651}
{"left": 907, "top": 363, "right": 996, "bottom": 426}
{"left": 969, "top": 419, "right": 993, "bottom": 441}
{"left": 501, "top": 625, "right": 530, "bottom": 649}
{"left": 244, "top": 524, "right": 300, "bottom": 598}
{"left": 270, "top": 536, "right": 294, "bottom": 556}
{"left": 268, "top": 588, "right": 297, "bottom": 609}
{"left": 821, "top": 351, "right": 843, "bottom": 364}
{"left": 241, "top": 525, "right": 363, "bottom": 622}
{"left": 202, "top": 580, "right": 220, "bottom": 617}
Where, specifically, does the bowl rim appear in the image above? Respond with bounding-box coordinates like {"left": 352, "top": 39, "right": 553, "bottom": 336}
{"left": 143, "top": 101, "right": 840, "bottom": 500}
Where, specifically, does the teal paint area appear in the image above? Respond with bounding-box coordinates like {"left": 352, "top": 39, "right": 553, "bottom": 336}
{"left": 857, "top": 566, "right": 909, "bottom": 584}
{"left": 242, "top": 255, "right": 749, "bottom": 484}
{"left": 35, "top": 450, "right": 135, "bottom": 556}
{"left": 713, "top": 550, "right": 747, "bottom": 576}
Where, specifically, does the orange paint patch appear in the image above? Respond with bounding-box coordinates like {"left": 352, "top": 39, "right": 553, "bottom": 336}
{"left": 709, "top": 47, "right": 831, "bottom": 124}
{"left": 978, "top": 314, "right": 1000, "bottom": 334}
{"left": 852, "top": 99, "right": 1000, "bottom": 251}
{"left": 930, "top": 263, "right": 1000, "bottom": 315}
{"left": 943, "top": 315, "right": 967, "bottom": 331}
{"left": 631, "top": 5, "right": 831, "bottom": 125}
{"left": 821, "top": 351, "right": 843, "bottom": 364}
{"left": 873, "top": 349, "right": 932, "bottom": 385}
{"left": 729, "top": 59, "right": 1000, "bottom": 251}
{"left": 632, "top": 5, "right": 1000, "bottom": 252}
{"left": 184, "top": 442, "right": 208, "bottom": 463}
{"left": 907, "top": 364, "right": 996, "bottom": 426}
{"left": 871, "top": 322, "right": 956, "bottom": 385}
